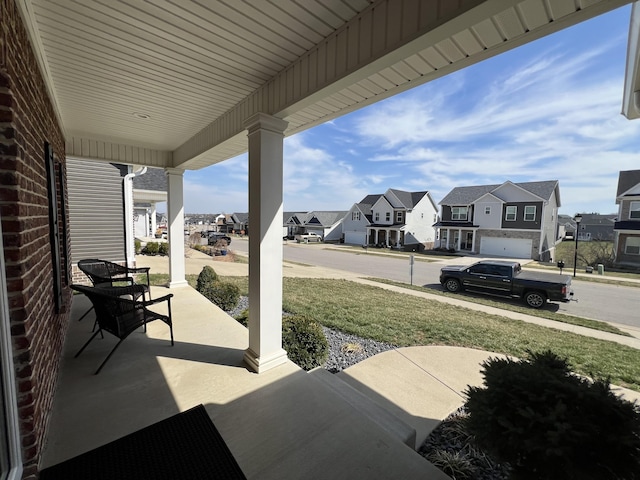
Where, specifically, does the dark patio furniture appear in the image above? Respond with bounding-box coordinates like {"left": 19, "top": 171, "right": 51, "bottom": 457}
{"left": 76, "top": 258, "right": 151, "bottom": 323}
{"left": 71, "top": 284, "right": 174, "bottom": 374}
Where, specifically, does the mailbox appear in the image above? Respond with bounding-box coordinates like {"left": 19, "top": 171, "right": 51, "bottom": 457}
{"left": 557, "top": 260, "right": 565, "bottom": 269}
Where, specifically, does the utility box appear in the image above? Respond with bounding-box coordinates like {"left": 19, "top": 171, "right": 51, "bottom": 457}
{"left": 597, "top": 264, "right": 604, "bottom": 275}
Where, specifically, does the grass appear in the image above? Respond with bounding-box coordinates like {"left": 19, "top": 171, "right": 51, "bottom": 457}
{"left": 364, "top": 278, "right": 629, "bottom": 336}
{"left": 149, "top": 273, "right": 640, "bottom": 391}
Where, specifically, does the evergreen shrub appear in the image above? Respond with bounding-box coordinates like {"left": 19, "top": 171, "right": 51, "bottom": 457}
{"left": 196, "top": 266, "right": 218, "bottom": 292}
{"left": 282, "top": 315, "right": 328, "bottom": 371}
{"left": 199, "top": 281, "right": 240, "bottom": 311}
{"left": 465, "top": 350, "right": 640, "bottom": 480}
{"left": 142, "top": 242, "right": 159, "bottom": 255}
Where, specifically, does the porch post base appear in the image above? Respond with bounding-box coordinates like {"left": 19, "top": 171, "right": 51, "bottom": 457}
{"left": 243, "top": 348, "right": 289, "bottom": 373}
{"left": 168, "top": 280, "right": 189, "bottom": 288}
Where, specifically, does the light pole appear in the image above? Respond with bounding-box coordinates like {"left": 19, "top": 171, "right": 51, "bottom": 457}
{"left": 573, "top": 213, "right": 582, "bottom": 277}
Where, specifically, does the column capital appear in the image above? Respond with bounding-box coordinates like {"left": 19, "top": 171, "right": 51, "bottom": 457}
{"left": 164, "top": 167, "right": 185, "bottom": 177}
{"left": 244, "top": 113, "right": 288, "bottom": 134}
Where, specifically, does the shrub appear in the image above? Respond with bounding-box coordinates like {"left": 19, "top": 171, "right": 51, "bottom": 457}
{"left": 465, "top": 350, "right": 640, "bottom": 480}
{"left": 142, "top": 242, "right": 159, "bottom": 255}
{"left": 158, "top": 242, "right": 169, "bottom": 256}
{"left": 234, "top": 308, "right": 249, "bottom": 327}
{"left": 134, "top": 239, "right": 142, "bottom": 254}
{"left": 196, "top": 266, "right": 218, "bottom": 292}
{"left": 282, "top": 315, "right": 329, "bottom": 371}
{"left": 199, "top": 280, "right": 240, "bottom": 311}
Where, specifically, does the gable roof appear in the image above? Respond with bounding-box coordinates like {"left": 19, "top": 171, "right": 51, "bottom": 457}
{"left": 387, "top": 189, "right": 429, "bottom": 209}
{"left": 132, "top": 167, "right": 167, "bottom": 192}
{"left": 616, "top": 170, "right": 640, "bottom": 197}
{"left": 307, "top": 211, "right": 348, "bottom": 226}
{"left": 440, "top": 180, "right": 559, "bottom": 205}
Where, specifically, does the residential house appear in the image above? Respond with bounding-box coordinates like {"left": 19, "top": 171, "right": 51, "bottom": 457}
{"left": 2, "top": 2, "right": 636, "bottom": 479}
{"left": 132, "top": 167, "right": 168, "bottom": 239}
{"left": 613, "top": 170, "right": 640, "bottom": 268}
{"left": 435, "top": 181, "right": 561, "bottom": 261}
{"left": 558, "top": 214, "right": 576, "bottom": 240}
{"left": 342, "top": 189, "right": 438, "bottom": 250}
{"left": 285, "top": 211, "right": 347, "bottom": 242}
{"left": 572, "top": 213, "right": 616, "bottom": 242}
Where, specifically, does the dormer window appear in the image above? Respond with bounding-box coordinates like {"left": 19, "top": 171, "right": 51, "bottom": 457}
{"left": 451, "top": 207, "right": 467, "bottom": 221}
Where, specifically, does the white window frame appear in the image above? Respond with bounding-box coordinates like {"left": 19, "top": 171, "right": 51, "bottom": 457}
{"left": 385, "top": 212, "right": 391, "bottom": 222}
{"left": 630, "top": 201, "right": 640, "bottom": 220}
{"left": 451, "top": 207, "right": 468, "bottom": 221}
{"left": 396, "top": 211, "right": 403, "bottom": 223}
{"left": 505, "top": 206, "right": 517, "bottom": 221}
{"left": 374, "top": 212, "right": 379, "bottom": 222}
{"left": 352, "top": 211, "right": 360, "bottom": 221}
{"left": 484, "top": 206, "right": 491, "bottom": 215}
{"left": 524, "top": 205, "right": 536, "bottom": 221}
{"left": 0, "top": 213, "right": 23, "bottom": 480}
{"left": 625, "top": 237, "right": 640, "bottom": 255}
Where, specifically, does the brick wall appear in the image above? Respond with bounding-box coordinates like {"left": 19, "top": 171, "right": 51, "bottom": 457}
{"left": 0, "top": 0, "right": 72, "bottom": 478}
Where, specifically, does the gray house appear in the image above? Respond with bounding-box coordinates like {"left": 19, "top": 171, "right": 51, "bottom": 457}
{"left": 435, "top": 180, "right": 561, "bottom": 261}
{"left": 613, "top": 169, "right": 640, "bottom": 268}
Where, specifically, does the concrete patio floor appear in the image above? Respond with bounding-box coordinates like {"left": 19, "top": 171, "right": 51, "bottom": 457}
{"left": 41, "top": 284, "right": 456, "bottom": 479}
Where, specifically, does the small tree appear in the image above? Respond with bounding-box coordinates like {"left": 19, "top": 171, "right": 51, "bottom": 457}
{"left": 465, "top": 350, "right": 640, "bottom": 480}
{"left": 196, "top": 266, "right": 218, "bottom": 292}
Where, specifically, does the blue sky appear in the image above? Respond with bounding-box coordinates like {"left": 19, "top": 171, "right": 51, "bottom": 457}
{"left": 178, "top": 5, "right": 639, "bottom": 217}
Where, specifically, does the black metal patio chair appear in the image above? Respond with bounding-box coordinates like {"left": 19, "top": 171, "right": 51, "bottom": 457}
{"left": 76, "top": 259, "right": 152, "bottom": 324}
{"left": 71, "top": 284, "right": 174, "bottom": 374}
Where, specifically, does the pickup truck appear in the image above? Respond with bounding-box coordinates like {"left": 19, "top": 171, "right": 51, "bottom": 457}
{"left": 439, "top": 260, "right": 573, "bottom": 308}
{"left": 294, "top": 232, "right": 322, "bottom": 243}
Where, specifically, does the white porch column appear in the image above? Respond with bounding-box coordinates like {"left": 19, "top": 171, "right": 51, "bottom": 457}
{"left": 150, "top": 203, "right": 157, "bottom": 237}
{"left": 472, "top": 230, "right": 477, "bottom": 253}
{"left": 243, "top": 113, "right": 289, "bottom": 373}
{"left": 166, "top": 168, "right": 188, "bottom": 288}
{"left": 457, "top": 229, "right": 462, "bottom": 250}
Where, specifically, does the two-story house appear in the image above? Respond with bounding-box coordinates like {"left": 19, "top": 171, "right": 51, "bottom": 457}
{"left": 342, "top": 189, "right": 438, "bottom": 250}
{"left": 283, "top": 211, "right": 347, "bottom": 241}
{"left": 435, "top": 180, "right": 561, "bottom": 261}
{"left": 613, "top": 170, "right": 640, "bottom": 269}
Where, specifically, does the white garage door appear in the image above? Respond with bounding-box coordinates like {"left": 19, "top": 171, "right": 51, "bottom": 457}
{"left": 344, "top": 231, "right": 366, "bottom": 245}
{"left": 480, "top": 237, "right": 532, "bottom": 259}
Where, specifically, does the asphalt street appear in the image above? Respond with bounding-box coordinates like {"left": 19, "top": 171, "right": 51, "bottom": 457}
{"left": 229, "top": 238, "right": 639, "bottom": 330}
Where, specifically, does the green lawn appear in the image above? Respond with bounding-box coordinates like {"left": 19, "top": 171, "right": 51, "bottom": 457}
{"left": 150, "top": 273, "right": 640, "bottom": 392}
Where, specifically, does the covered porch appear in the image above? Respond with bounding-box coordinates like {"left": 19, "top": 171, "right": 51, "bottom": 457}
{"left": 435, "top": 226, "right": 477, "bottom": 252}
{"left": 366, "top": 226, "right": 405, "bottom": 248}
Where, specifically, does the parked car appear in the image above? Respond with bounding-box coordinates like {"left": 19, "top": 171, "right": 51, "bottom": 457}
{"left": 439, "top": 260, "right": 573, "bottom": 308}
{"left": 294, "top": 232, "right": 322, "bottom": 243}
{"left": 203, "top": 231, "right": 232, "bottom": 246}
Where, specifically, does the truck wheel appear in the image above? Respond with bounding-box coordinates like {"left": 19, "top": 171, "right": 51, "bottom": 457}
{"left": 524, "top": 291, "right": 546, "bottom": 309}
{"left": 443, "top": 278, "right": 462, "bottom": 293}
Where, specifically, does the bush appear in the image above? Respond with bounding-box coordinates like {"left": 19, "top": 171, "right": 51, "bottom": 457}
{"left": 234, "top": 308, "right": 249, "bottom": 327}
{"left": 282, "top": 315, "right": 329, "bottom": 371}
{"left": 134, "top": 239, "right": 142, "bottom": 254}
{"left": 465, "top": 350, "right": 640, "bottom": 480}
{"left": 199, "top": 280, "right": 240, "bottom": 311}
{"left": 196, "top": 266, "right": 218, "bottom": 292}
{"left": 142, "top": 242, "right": 159, "bottom": 255}
{"left": 158, "top": 242, "right": 169, "bottom": 256}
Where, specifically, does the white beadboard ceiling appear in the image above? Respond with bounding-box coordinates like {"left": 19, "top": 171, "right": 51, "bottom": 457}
{"left": 18, "top": 0, "right": 634, "bottom": 170}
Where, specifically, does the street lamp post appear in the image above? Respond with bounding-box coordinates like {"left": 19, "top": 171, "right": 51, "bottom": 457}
{"left": 573, "top": 214, "right": 582, "bottom": 277}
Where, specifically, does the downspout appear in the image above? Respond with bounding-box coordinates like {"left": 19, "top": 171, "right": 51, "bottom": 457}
{"left": 124, "top": 167, "right": 147, "bottom": 268}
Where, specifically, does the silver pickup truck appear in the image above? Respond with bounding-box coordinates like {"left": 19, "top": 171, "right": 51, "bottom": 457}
{"left": 439, "top": 260, "right": 573, "bottom": 308}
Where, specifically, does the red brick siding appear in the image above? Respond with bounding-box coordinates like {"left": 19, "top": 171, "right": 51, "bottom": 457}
{"left": 1, "top": 1, "right": 71, "bottom": 478}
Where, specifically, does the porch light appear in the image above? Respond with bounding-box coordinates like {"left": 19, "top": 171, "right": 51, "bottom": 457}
{"left": 573, "top": 214, "right": 582, "bottom": 277}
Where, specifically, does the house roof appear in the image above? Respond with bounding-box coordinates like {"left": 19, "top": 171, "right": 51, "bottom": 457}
{"left": 387, "top": 189, "right": 429, "bottom": 209}
{"left": 577, "top": 213, "right": 617, "bottom": 225}
{"left": 307, "top": 211, "right": 349, "bottom": 226}
{"left": 132, "top": 168, "right": 167, "bottom": 192}
{"left": 616, "top": 169, "right": 640, "bottom": 197}
{"left": 439, "top": 180, "right": 559, "bottom": 206}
